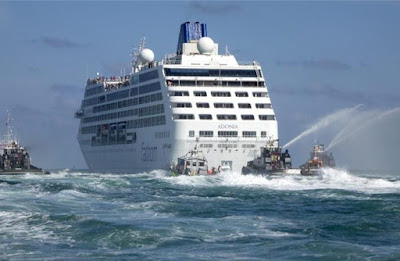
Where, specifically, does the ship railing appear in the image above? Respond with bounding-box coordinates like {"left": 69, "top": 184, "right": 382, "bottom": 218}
{"left": 162, "top": 58, "right": 182, "bottom": 65}
{"left": 237, "top": 61, "right": 260, "bottom": 66}
{"left": 103, "top": 79, "right": 131, "bottom": 91}
{"left": 86, "top": 75, "right": 130, "bottom": 87}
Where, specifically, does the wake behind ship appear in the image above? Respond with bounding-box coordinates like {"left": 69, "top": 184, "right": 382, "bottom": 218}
{"left": 76, "top": 22, "right": 278, "bottom": 172}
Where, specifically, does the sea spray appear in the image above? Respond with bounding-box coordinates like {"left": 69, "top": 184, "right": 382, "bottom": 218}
{"left": 327, "top": 107, "right": 400, "bottom": 150}
{"left": 326, "top": 110, "right": 379, "bottom": 150}
{"left": 283, "top": 104, "right": 363, "bottom": 148}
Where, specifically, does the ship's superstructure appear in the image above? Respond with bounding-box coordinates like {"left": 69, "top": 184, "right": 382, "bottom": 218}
{"left": 76, "top": 22, "right": 278, "bottom": 172}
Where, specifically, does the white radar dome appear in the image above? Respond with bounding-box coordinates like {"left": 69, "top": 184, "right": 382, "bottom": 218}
{"left": 138, "top": 48, "right": 154, "bottom": 63}
{"left": 197, "top": 37, "right": 215, "bottom": 55}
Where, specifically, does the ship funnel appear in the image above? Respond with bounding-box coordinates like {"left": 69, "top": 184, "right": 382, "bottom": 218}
{"left": 176, "top": 21, "right": 207, "bottom": 54}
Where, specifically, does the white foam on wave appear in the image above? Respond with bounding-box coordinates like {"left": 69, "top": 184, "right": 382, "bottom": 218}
{"left": 0, "top": 211, "right": 74, "bottom": 245}
{"left": 162, "top": 169, "right": 400, "bottom": 194}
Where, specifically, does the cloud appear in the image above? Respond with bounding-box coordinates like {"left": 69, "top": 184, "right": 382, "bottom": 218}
{"left": 27, "top": 66, "right": 40, "bottom": 73}
{"left": 276, "top": 59, "right": 351, "bottom": 70}
{"left": 188, "top": 1, "right": 242, "bottom": 15}
{"left": 32, "top": 36, "right": 89, "bottom": 48}
{"left": 50, "top": 84, "right": 82, "bottom": 95}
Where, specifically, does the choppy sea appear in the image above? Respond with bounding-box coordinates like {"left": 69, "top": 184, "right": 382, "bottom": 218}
{"left": 1, "top": 169, "right": 399, "bottom": 260}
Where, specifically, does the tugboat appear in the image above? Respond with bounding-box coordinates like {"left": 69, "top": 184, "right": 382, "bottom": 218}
{"left": 170, "top": 146, "right": 221, "bottom": 176}
{"left": 300, "top": 144, "right": 335, "bottom": 176}
{"left": 242, "top": 139, "right": 299, "bottom": 175}
{"left": 0, "top": 112, "right": 49, "bottom": 175}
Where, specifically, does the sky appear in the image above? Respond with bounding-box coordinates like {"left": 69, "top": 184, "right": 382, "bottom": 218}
{"left": 0, "top": 1, "right": 399, "bottom": 170}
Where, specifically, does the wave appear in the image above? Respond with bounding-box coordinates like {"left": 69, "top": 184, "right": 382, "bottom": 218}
{"left": 160, "top": 169, "right": 400, "bottom": 194}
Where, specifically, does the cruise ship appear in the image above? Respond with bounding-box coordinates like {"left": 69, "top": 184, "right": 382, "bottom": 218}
{"left": 76, "top": 22, "right": 278, "bottom": 172}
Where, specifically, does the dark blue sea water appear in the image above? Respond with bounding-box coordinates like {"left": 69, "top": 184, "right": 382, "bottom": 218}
{"left": 1, "top": 169, "right": 400, "bottom": 260}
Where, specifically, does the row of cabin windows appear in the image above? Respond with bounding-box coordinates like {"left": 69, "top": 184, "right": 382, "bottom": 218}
{"left": 173, "top": 114, "right": 276, "bottom": 121}
{"left": 191, "top": 131, "right": 267, "bottom": 138}
{"left": 170, "top": 91, "right": 268, "bottom": 97}
{"left": 172, "top": 102, "right": 272, "bottom": 109}
{"left": 83, "top": 82, "right": 161, "bottom": 107}
{"left": 167, "top": 80, "right": 265, "bottom": 88}
{"left": 81, "top": 115, "right": 166, "bottom": 134}
{"left": 83, "top": 104, "right": 164, "bottom": 123}
{"left": 93, "top": 93, "right": 163, "bottom": 114}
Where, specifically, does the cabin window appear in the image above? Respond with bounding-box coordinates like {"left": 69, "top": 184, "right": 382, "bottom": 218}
{"left": 180, "top": 80, "right": 196, "bottom": 86}
{"left": 196, "top": 103, "right": 210, "bottom": 108}
{"left": 217, "top": 115, "right": 237, "bottom": 120}
{"left": 256, "top": 103, "right": 272, "bottom": 109}
{"left": 238, "top": 103, "right": 251, "bottom": 109}
{"left": 218, "top": 131, "right": 238, "bottom": 137}
{"left": 199, "top": 114, "right": 212, "bottom": 120}
{"left": 189, "top": 130, "right": 195, "bottom": 137}
{"left": 174, "top": 103, "right": 192, "bottom": 108}
{"left": 170, "top": 91, "right": 189, "bottom": 96}
{"left": 253, "top": 92, "right": 268, "bottom": 97}
{"left": 194, "top": 91, "right": 207, "bottom": 96}
{"left": 241, "top": 115, "right": 255, "bottom": 120}
{"left": 259, "top": 115, "right": 275, "bottom": 120}
{"left": 199, "top": 131, "right": 213, "bottom": 137}
{"left": 235, "top": 92, "right": 248, "bottom": 97}
{"left": 214, "top": 103, "right": 234, "bottom": 108}
{"left": 243, "top": 131, "right": 256, "bottom": 137}
{"left": 242, "top": 82, "right": 258, "bottom": 87}
{"left": 211, "top": 91, "right": 231, "bottom": 97}
{"left": 173, "top": 114, "right": 194, "bottom": 120}
{"left": 261, "top": 131, "right": 267, "bottom": 138}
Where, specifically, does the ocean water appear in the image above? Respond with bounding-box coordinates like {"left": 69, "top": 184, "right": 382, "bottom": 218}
{"left": 1, "top": 169, "right": 399, "bottom": 260}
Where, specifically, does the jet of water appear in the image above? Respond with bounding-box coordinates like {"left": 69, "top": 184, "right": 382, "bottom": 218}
{"left": 326, "top": 107, "right": 400, "bottom": 150}
{"left": 283, "top": 104, "right": 363, "bottom": 149}
{"left": 326, "top": 110, "right": 379, "bottom": 150}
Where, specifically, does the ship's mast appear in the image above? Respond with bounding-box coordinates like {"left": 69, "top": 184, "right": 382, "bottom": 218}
{"left": 131, "top": 36, "right": 146, "bottom": 73}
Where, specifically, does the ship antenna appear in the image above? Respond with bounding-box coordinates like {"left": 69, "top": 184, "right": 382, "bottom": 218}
{"left": 131, "top": 35, "right": 146, "bottom": 73}
{"left": 225, "top": 45, "right": 231, "bottom": 55}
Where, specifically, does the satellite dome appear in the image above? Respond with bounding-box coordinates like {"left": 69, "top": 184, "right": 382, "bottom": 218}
{"left": 138, "top": 48, "right": 154, "bottom": 63}
{"left": 197, "top": 37, "right": 214, "bottom": 55}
